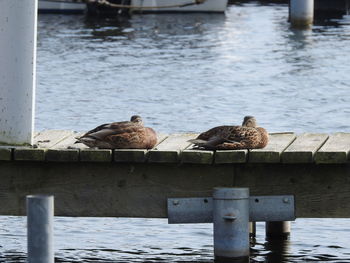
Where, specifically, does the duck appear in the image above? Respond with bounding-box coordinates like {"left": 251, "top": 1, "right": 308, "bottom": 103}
{"left": 75, "top": 115, "right": 157, "bottom": 149}
{"left": 188, "top": 116, "right": 268, "bottom": 150}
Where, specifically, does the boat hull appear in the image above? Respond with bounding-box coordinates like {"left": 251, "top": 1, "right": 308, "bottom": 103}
{"left": 130, "top": 0, "right": 228, "bottom": 13}
{"left": 39, "top": 0, "right": 86, "bottom": 13}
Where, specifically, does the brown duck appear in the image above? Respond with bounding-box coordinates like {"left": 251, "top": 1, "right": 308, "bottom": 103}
{"left": 76, "top": 115, "right": 157, "bottom": 149}
{"left": 188, "top": 116, "right": 268, "bottom": 150}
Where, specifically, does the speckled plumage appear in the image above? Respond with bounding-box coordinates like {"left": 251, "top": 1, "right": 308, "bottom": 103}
{"left": 188, "top": 116, "right": 268, "bottom": 150}
{"left": 76, "top": 115, "right": 157, "bottom": 149}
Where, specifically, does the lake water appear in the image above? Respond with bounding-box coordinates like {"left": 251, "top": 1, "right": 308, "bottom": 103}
{"left": 1, "top": 1, "right": 350, "bottom": 262}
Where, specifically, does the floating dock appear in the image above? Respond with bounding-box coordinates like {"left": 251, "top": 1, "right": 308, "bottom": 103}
{"left": 0, "top": 131, "right": 349, "bottom": 218}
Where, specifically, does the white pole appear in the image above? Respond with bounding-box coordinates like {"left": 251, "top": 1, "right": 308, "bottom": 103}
{"left": 0, "top": 0, "right": 38, "bottom": 145}
{"left": 290, "top": 0, "right": 314, "bottom": 27}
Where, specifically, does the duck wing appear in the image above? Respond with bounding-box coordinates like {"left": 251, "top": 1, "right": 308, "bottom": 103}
{"left": 105, "top": 126, "right": 157, "bottom": 149}
{"left": 197, "top": 125, "right": 239, "bottom": 141}
{"left": 215, "top": 127, "right": 269, "bottom": 150}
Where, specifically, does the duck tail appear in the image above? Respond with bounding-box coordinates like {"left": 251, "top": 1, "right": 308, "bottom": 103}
{"left": 188, "top": 139, "right": 207, "bottom": 146}
{"left": 74, "top": 136, "right": 83, "bottom": 144}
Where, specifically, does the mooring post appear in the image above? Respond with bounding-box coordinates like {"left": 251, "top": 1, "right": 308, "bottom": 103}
{"left": 0, "top": 0, "right": 38, "bottom": 145}
{"left": 27, "top": 195, "right": 54, "bottom": 263}
{"left": 213, "top": 188, "right": 249, "bottom": 263}
{"left": 290, "top": 0, "right": 314, "bottom": 27}
{"left": 265, "top": 221, "right": 291, "bottom": 240}
{"left": 249, "top": 222, "right": 256, "bottom": 238}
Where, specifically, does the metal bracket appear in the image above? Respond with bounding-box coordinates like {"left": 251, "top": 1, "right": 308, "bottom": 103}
{"left": 167, "top": 195, "right": 295, "bottom": 224}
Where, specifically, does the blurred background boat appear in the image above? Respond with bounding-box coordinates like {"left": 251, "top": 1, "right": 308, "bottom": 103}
{"left": 38, "top": 0, "right": 228, "bottom": 15}
{"left": 38, "top": 0, "right": 86, "bottom": 13}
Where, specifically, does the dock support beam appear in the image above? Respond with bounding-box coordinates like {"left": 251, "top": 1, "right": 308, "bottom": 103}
{"left": 0, "top": 0, "right": 38, "bottom": 145}
{"left": 290, "top": 0, "right": 314, "bottom": 27}
{"left": 265, "top": 221, "right": 291, "bottom": 240}
{"left": 27, "top": 195, "right": 54, "bottom": 263}
{"left": 213, "top": 188, "right": 249, "bottom": 263}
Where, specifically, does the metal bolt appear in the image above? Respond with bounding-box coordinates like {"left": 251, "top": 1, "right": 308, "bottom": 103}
{"left": 223, "top": 214, "right": 237, "bottom": 221}
{"left": 283, "top": 197, "right": 289, "bottom": 204}
{"left": 172, "top": 200, "right": 179, "bottom": 206}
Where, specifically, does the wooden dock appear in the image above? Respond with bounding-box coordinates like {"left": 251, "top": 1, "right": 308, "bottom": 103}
{"left": 0, "top": 131, "right": 349, "bottom": 218}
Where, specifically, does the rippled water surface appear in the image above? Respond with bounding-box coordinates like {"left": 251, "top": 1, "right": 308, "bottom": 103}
{"left": 35, "top": 2, "right": 350, "bottom": 133}
{"left": 2, "top": 1, "right": 350, "bottom": 262}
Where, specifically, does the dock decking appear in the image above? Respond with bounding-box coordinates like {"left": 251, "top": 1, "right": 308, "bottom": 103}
{"left": 1, "top": 131, "right": 350, "bottom": 164}
{"left": 0, "top": 131, "right": 349, "bottom": 218}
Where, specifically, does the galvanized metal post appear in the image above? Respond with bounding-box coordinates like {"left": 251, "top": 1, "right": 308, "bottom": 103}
{"left": 213, "top": 188, "right": 249, "bottom": 263}
{"left": 0, "top": 0, "right": 38, "bottom": 145}
{"left": 27, "top": 195, "right": 54, "bottom": 263}
{"left": 265, "top": 221, "right": 291, "bottom": 240}
{"left": 290, "top": 0, "right": 314, "bottom": 27}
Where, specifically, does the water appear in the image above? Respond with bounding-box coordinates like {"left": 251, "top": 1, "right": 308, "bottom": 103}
{"left": 1, "top": 1, "right": 350, "bottom": 262}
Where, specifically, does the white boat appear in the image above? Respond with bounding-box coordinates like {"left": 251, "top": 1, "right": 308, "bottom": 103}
{"left": 39, "top": 0, "right": 86, "bottom": 13}
{"left": 130, "top": 0, "right": 228, "bottom": 13}
{"left": 86, "top": 0, "right": 228, "bottom": 15}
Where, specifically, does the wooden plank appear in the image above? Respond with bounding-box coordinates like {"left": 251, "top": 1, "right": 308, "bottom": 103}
{"left": 14, "top": 148, "right": 46, "bottom": 161}
{"left": 45, "top": 132, "right": 84, "bottom": 162}
{"left": 114, "top": 149, "right": 147, "bottom": 163}
{"left": 114, "top": 134, "right": 168, "bottom": 163}
{"left": 33, "top": 130, "right": 74, "bottom": 149}
{"left": 182, "top": 135, "right": 214, "bottom": 164}
{"left": 50, "top": 132, "right": 86, "bottom": 149}
{"left": 1, "top": 161, "right": 350, "bottom": 218}
{"left": 315, "top": 133, "right": 350, "bottom": 164}
{"left": 282, "top": 133, "right": 328, "bottom": 163}
{"left": 215, "top": 150, "right": 248, "bottom": 164}
{"left": 181, "top": 149, "right": 214, "bottom": 164}
{"left": 46, "top": 149, "right": 79, "bottom": 162}
{"left": 249, "top": 133, "right": 296, "bottom": 163}
{"left": 0, "top": 147, "right": 12, "bottom": 161}
{"left": 0, "top": 162, "right": 235, "bottom": 217}
{"left": 148, "top": 134, "right": 197, "bottom": 163}
{"left": 235, "top": 163, "right": 350, "bottom": 218}
{"left": 80, "top": 149, "right": 112, "bottom": 162}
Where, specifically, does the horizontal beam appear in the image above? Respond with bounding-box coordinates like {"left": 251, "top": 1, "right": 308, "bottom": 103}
{"left": 0, "top": 162, "right": 349, "bottom": 218}
{"left": 167, "top": 195, "right": 295, "bottom": 224}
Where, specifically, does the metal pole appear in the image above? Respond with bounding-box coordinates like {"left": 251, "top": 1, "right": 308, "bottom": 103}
{"left": 249, "top": 222, "right": 256, "bottom": 239}
{"left": 27, "top": 195, "right": 54, "bottom": 263}
{"left": 265, "top": 221, "right": 291, "bottom": 240}
{"left": 213, "top": 188, "right": 249, "bottom": 263}
{"left": 290, "top": 0, "right": 314, "bottom": 27}
{"left": 0, "top": 0, "right": 37, "bottom": 145}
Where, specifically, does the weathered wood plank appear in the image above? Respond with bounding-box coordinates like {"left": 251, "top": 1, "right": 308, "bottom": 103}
{"left": 282, "top": 133, "right": 328, "bottom": 163}
{"left": 44, "top": 132, "right": 83, "bottom": 162}
{"left": 33, "top": 130, "right": 74, "bottom": 149}
{"left": 182, "top": 135, "right": 213, "bottom": 164}
{"left": 249, "top": 133, "right": 296, "bottom": 163}
{"left": 114, "top": 134, "right": 168, "bottom": 163}
{"left": 0, "top": 162, "right": 234, "bottom": 217}
{"left": 50, "top": 132, "right": 85, "bottom": 149}
{"left": 148, "top": 134, "right": 197, "bottom": 163}
{"left": 315, "top": 133, "right": 350, "bottom": 164}
{"left": 181, "top": 149, "right": 214, "bottom": 164}
{"left": 234, "top": 163, "right": 350, "bottom": 218}
{"left": 0, "top": 147, "right": 12, "bottom": 161}
{"left": 14, "top": 148, "right": 46, "bottom": 161}
{"left": 80, "top": 149, "right": 112, "bottom": 162}
{"left": 0, "top": 161, "right": 349, "bottom": 218}
{"left": 215, "top": 150, "right": 248, "bottom": 164}
{"left": 46, "top": 149, "right": 79, "bottom": 162}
